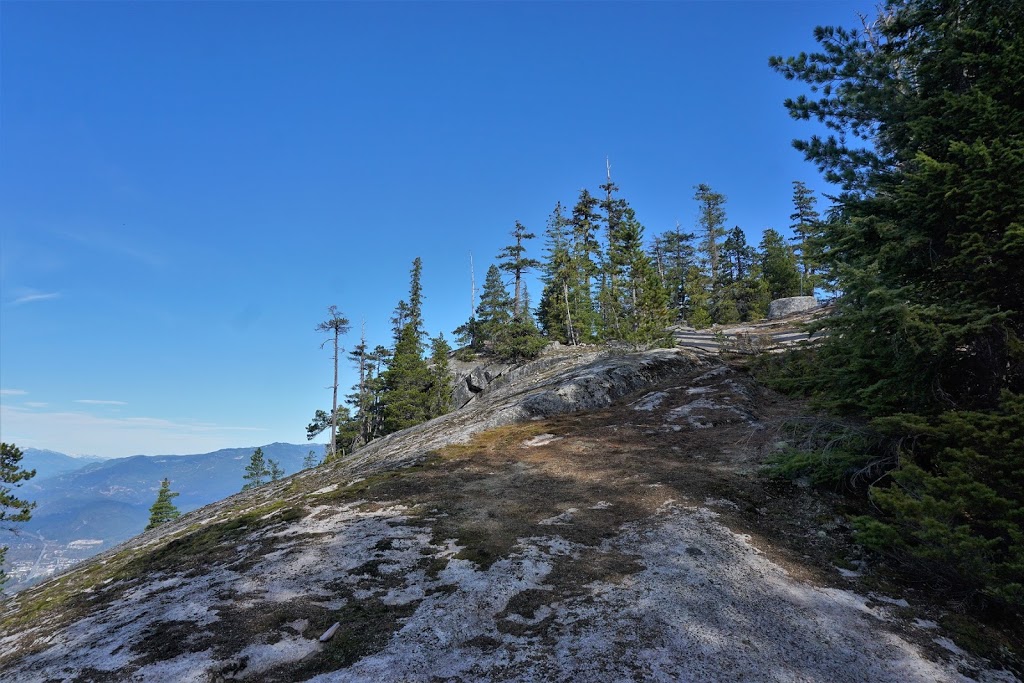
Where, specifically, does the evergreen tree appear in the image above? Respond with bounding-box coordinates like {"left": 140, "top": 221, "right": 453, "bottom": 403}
{"left": 568, "top": 188, "right": 603, "bottom": 341}
{"left": 474, "top": 264, "right": 513, "bottom": 348}
{"left": 650, "top": 223, "right": 697, "bottom": 319}
{"left": 303, "top": 450, "right": 320, "bottom": 469}
{"left": 268, "top": 459, "right": 284, "bottom": 482}
{"left": 241, "top": 447, "right": 270, "bottom": 491}
{"left": 428, "top": 333, "right": 454, "bottom": 418}
{"left": 145, "top": 478, "right": 180, "bottom": 531}
{"left": 772, "top": 0, "right": 1024, "bottom": 610}
{"left": 759, "top": 229, "right": 801, "bottom": 300}
{"left": 498, "top": 221, "right": 540, "bottom": 317}
{"left": 381, "top": 258, "right": 433, "bottom": 434}
{"left": 693, "top": 184, "right": 727, "bottom": 292}
{"left": 538, "top": 202, "right": 589, "bottom": 344}
{"left": 789, "top": 180, "right": 823, "bottom": 296}
{"left": 0, "top": 442, "right": 35, "bottom": 586}
{"left": 315, "top": 306, "right": 351, "bottom": 460}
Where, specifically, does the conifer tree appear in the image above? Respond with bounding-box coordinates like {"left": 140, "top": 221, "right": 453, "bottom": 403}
{"left": 772, "top": 0, "right": 1024, "bottom": 610}
{"left": 1, "top": 442, "right": 35, "bottom": 585}
{"left": 381, "top": 258, "right": 433, "bottom": 434}
{"left": 428, "top": 333, "right": 454, "bottom": 418}
{"left": 568, "top": 188, "right": 603, "bottom": 341}
{"left": 242, "top": 447, "right": 270, "bottom": 490}
{"left": 758, "top": 229, "right": 801, "bottom": 300}
{"left": 538, "top": 202, "right": 584, "bottom": 344}
{"left": 315, "top": 306, "right": 351, "bottom": 460}
{"left": 268, "top": 459, "right": 284, "bottom": 482}
{"left": 303, "top": 450, "right": 320, "bottom": 469}
{"left": 474, "top": 264, "right": 513, "bottom": 348}
{"left": 498, "top": 221, "right": 540, "bottom": 317}
{"left": 650, "top": 223, "right": 696, "bottom": 319}
{"left": 145, "top": 478, "right": 180, "bottom": 531}
{"left": 789, "top": 181, "right": 822, "bottom": 296}
{"left": 693, "top": 184, "right": 727, "bottom": 292}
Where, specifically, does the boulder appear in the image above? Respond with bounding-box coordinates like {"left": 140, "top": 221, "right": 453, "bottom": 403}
{"left": 768, "top": 296, "right": 818, "bottom": 320}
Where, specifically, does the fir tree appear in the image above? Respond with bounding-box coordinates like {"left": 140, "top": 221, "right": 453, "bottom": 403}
{"left": 381, "top": 258, "right": 433, "bottom": 434}
{"left": 568, "top": 188, "right": 603, "bottom": 341}
{"left": 145, "top": 478, "right": 180, "bottom": 531}
{"left": 498, "top": 221, "right": 540, "bottom": 317}
{"left": 0, "top": 442, "right": 35, "bottom": 586}
{"left": 428, "top": 333, "right": 454, "bottom": 418}
{"left": 788, "top": 181, "right": 823, "bottom": 296}
{"left": 242, "top": 447, "right": 270, "bottom": 490}
{"left": 758, "top": 229, "right": 801, "bottom": 300}
{"left": 474, "top": 264, "right": 513, "bottom": 348}
{"left": 772, "top": 0, "right": 1024, "bottom": 610}
{"left": 650, "top": 223, "right": 696, "bottom": 319}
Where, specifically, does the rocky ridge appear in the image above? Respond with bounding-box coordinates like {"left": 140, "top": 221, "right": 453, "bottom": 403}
{"left": 0, "top": 340, "right": 1017, "bottom": 682}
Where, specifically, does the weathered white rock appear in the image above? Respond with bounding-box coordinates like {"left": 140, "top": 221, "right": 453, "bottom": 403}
{"left": 768, "top": 296, "right": 818, "bottom": 319}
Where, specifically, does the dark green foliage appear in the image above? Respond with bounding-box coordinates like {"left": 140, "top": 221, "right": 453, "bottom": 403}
{"left": 242, "top": 447, "right": 270, "bottom": 490}
{"left": 758, "top": 228, "right": 801, "bottom": 300}
{"left": 766, "top": 419, "right": 895, "bottom": 490}
{"left": 650, "top": 224, "right": 696, "bottom": 320}
{"left": 771, "top": 0, "right": 1024, "bottom": 613}
{"left": 855, "top": 394, "right": 1024, "bottom": 614}
{"left": 473, "top": 264, "right": 513, "bottom": 349}
{"left": 789, "top": 181, "right": 824, "bottom": 296}
{"left": 1, "top": 442, "right": 36, "bottom": 585}
{"left": 771, "top": 0, "right": 1023, "bottom": 415}
{"left": 693, "top": 184, "right": 727, "bottom": 291}
{"left": 428, "top": 333, "right": 454, "bottom": 418}
{"left": 498, "top": 221, "right": 540, "bottom": 317}
{"left": 382, "top": 258, "right": 434, "bottom": 434}
{"left": 145, "top": 478, "right": 180, "bottom": 531}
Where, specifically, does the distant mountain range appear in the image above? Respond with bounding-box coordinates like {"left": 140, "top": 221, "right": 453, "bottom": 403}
{"left": 2, "top": 443, "right": 325, "bottom": 591}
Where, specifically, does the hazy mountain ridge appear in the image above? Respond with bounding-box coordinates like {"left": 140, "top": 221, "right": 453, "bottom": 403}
{"left": 2, "top": 443, "right": 325, "bottom": 592}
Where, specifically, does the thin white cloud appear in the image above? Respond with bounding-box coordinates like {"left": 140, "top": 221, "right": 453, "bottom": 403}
{"left": 10, "top": 291, "right": 60, "bottom": 306}
{"left": 0, "top": 389, "right": 27, "bottom": 396}
{"left": 74, "top": 399, "right": 128, "bottom": 406}
{"left": 24, "top": 402, "right": 49, "bottom": 408}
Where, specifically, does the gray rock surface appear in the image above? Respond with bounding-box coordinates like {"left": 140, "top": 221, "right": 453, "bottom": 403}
{"left": 768, "top": 296, "right": 818, "bottom": 319}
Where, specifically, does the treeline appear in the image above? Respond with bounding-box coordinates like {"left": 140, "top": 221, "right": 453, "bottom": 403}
{"left": 309, "top": 170, "right": 821, "bottom": 459}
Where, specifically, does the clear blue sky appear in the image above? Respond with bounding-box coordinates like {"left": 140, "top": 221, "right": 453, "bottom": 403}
{"left": 1, "top": 1, "right": 873, "bottom": 457}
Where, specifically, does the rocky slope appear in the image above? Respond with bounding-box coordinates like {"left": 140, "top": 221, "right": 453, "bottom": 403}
{"left": 0, "top": 344, "right": 1017, "bottom": 682}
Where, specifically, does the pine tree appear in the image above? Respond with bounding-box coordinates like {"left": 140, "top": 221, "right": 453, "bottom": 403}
{"left": 268, "top": 459, "right": 284, "bottom": 482}
{"left": 145, "top": 478, "right": 180, "bottom": 531}
{"left": 315, "top": 306, "right": 351, "bottom": 460}
{"left": 242, "top": 447, "right": 270, "bottom": 490}
{"left": 303, "top": 450, "right": 320, "bottom": 469}
{"left": 498, "top": 221, "right": 540, "bottom": 317}
{"left": 693, "top": 184, "right": 727, "bottom": 292}
{"left": 1, "top": 442, "right": 35, "bottom": 586}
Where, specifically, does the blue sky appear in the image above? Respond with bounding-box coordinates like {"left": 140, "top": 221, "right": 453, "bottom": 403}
{"left": 1, "top": 1, "right": 873, "bottom": 458}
